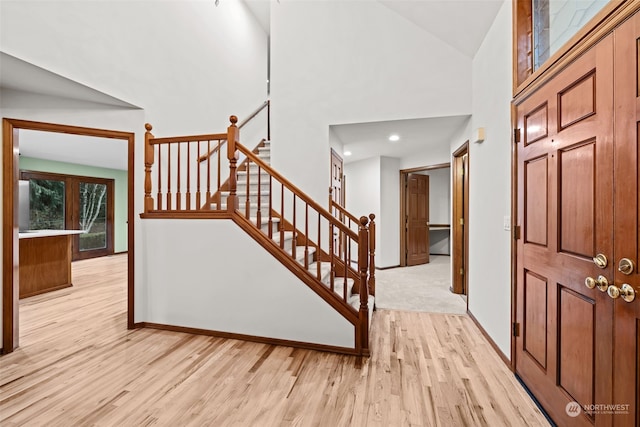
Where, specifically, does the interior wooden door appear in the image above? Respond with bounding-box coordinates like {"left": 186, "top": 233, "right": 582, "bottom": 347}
{"left": 515, "top": 33, "right": 616, "bottom": 426}
{"left": 612, "top": 12, "right": 639, "bottom": 427}
{"left": 406, "top": 174, "right": 429, "bottom": 266}
{"left": 330, "top": 149, "right": 344, "bottom": 255}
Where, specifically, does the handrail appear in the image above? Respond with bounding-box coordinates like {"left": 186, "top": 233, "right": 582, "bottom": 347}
{"left": 238, "top": 100, "right": 270, "bottom": 131}
{"left": 237, "top": 144, "right": 358, "bottom": 241}
{"left": 330, "top": 200, "right": 359, "bottom": 224}
{"left": 198, "top": 100, "right": 270, "bottom": 164}
{"left": 198, "top": 140, "right": 227, "bottom": 163}
{"left": 149, "top": 133, "right": 227, "bottom": 145}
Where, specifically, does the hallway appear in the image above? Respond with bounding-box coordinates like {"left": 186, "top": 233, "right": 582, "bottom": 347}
{"left": 376, "top": 256, "right": 466, "bottom": 314}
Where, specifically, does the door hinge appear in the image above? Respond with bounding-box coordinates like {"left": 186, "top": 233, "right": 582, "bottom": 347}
{"left": 512, "top": 322, "right": 520, "bottom": 337}
{"left": 459, "top": 218, "right": 464, "bottom": 226}
{"left": 514, "top": 225, "right": 521, "bottom": 240}
{"left": 459, "top": 267, "right": 464, "bottom": 276}
{"left": 514, "top": 128, "right": 521, "bottom": 143}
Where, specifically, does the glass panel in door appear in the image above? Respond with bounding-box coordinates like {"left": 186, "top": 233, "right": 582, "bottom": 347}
{"left": 78, "top": 182, "right": 108, "bottom": 251}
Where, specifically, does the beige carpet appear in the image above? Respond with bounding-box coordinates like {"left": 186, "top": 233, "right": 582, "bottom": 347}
{"left": 374, "top": 255, "right": 467, "bottom": 314}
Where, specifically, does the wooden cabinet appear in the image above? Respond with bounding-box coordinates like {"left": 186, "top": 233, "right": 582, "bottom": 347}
{"left": 19, "top": 231, "right": 83, "bottom": 299}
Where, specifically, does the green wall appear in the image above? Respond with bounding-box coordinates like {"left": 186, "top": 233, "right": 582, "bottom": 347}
{"left": 19, "top": 157, "right": 128, "bottom": 253}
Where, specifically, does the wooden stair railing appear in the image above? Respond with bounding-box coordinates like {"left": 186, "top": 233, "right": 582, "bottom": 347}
{"left": 144, "top": 124, "right": 227, "bottom": 212}
{"left": 329, "top": 197, "right": 375, "bottom": 296}
{"left": 142, "top": 115, "right": 371, "bottom": 356}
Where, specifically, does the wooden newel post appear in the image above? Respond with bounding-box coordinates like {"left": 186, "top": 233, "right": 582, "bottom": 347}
{"left": 368, "top": 213, "right": 376, "bottom": 296}
{"left": 358, "top": 215, "right": 370, "bottom": 356}
{"left": 227, "top": 115, "right": 239, "bottom": 212}
{"left": 144, "top": 123, "right": 155, "bottom": 213}
{"left": 328, "top": 187, "right": 333, "bottom": 212}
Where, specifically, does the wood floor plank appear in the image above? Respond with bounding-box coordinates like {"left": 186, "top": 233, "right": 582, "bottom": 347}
{"left": 0, "top": 254, "right": 550, "bottom": 426}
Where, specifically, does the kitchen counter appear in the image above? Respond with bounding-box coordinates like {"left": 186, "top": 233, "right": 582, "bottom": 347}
{"left": 19, "top": 230, "right": 85, "bottom": 298}
{"left": 19, "top": 229, "right": 86, "bottom": 239}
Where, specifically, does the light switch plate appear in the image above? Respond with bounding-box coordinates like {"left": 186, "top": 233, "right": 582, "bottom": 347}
{"left": 503, "top": 215, "right": 511, "bottom": 231}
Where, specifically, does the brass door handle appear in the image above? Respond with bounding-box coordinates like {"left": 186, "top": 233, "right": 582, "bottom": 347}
{"left": 585, "top": 275, "right": 609, "bottom": 292}
{"left": 607, "top": 284, "right": 635, "bottom": 303}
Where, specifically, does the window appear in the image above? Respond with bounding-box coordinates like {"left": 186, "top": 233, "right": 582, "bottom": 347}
{"left": 514, "top": 0, "right": 624, "bottom": 91}
{"left": 20, "top": 170, "right": 114, "bottom": 260}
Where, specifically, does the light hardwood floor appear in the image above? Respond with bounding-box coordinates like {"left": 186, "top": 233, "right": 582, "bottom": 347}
{"left": 0, "top": 254, "right": 550, "bottom": 426}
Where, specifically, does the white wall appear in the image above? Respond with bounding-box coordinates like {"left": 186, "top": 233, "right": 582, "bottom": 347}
{"left": 143, "top": 219, "right": 354, "bottom": 348}
{"left": 379, "top": 157, "right": 400, "bottom": 267}
{"left": 344, "top": 156, "right": 399, "bottom": 269}
{"left": 455, "top": 0, "right": 513, "bottom": 358}
{"left": 344, "top": 157, "right": 380, "bottom": 264}
{"left": 271, "top": 0, "right": 471, "bottom": 205}
{"left": 0, "top": 0, "right": 268, "bottom": 347}
{"left": 0, "top": 0, "right": 268, "bottom": 135}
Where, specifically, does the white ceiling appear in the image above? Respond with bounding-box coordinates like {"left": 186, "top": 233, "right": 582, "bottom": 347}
{"left": 332, "top": 115, "right": 470, "bottom": 164}
{"left": 244, "top": 0, "right": 503, "bottom": 59}
{"left": 0, "top": 52, "right": 137, "bottom": 108}
{"left": 18, "top": 129, "right": 129, "bottom": 171}
{"left": 378, "top": 0, "right": 504, "bottom": 58}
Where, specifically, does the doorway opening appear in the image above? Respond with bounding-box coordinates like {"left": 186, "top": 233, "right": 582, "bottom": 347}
{"left": 399, "top": 162, "right": 451, "bottom": 267}
{"left": 452, "top": 141, "right": 469, "bottom": 296}
{"left": 2, "top": 119, "right": 135, "bottom": 353}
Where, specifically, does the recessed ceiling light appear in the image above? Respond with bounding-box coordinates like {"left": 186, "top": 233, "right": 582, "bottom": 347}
{"left": 388, "top": 134, "right": 400, "bottom": 142}
{"left": 344, "top": 150, "right": 352, "bottom": 156}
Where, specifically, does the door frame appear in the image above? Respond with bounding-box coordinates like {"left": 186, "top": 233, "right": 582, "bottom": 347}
{"left": 2, "top": 118, "right": 135, "bottom": 353}
{"left": 399, "top": 162, "right": 450, "bottom": 267}
{"left": 452, "top": 142, "right": 469, "bottom": 296}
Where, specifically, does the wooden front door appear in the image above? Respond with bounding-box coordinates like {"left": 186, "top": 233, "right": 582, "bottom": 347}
{"left": 406, "top": 174, "right": 429, "bottom": 266}
{"left": 515, "top": 13, "right": 640, "bottom": 426}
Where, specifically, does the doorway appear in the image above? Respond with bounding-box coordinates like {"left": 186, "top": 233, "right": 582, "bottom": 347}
{"left": 452, "top": 142, "right": 469, "bottom": 296}
{"left": 2, "top": 119, "right": 135, "bottom": 353}
{"left": 400, "top": 163, "right": 451, "bottom": 267}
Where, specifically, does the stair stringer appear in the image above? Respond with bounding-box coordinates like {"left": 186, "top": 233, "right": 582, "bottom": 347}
{"left": 141, "top": 218, "right": 358, "bottom": 353}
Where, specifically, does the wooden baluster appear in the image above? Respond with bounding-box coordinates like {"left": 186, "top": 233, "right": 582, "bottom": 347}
{"left": 245, "top": 160, "right": 251, "bottom": 218}
{"left": 358, "top": 216, "right": 370, "bottom": 356}
{"left": 217, "top": 139, "right": 221, "bottom": 201}
{"left": 343, "top": 229, "right": 348, "bottom": 294}
{"left": 368, "top": 213, "right": 376, "bottom": 297}
{"left": 280, "top": 183, "right": 285, "bottom": 249}
{"left": 329, "top": 223, "right": 335, "bottom": 293}
{"left": 206, "top": 140, "right": 211, "bottom": 209}
{"left": 176, "top": 142, "right": 182, "bottom": 210}
{"left": 157, "top": 142, "right": 163, "bottom": 210}
{"left": 257, "top": 165, "right": 262, "bottom": 228}
{"left": 292, "top": 194, "right": 297, "bottom": 260}
{"left": 268, "top": 176, "right": 273, "bottom": 239}
{"left": 186, "top": 142, "right": 191, "bottom": 210}
{"left": 144, "top": 124, "right": 155, "bottom": 213}
{"left": 227, "top": 116, "right": 239, "bottom": 213}
{"left": 196, "top": 141, "right": 201, "bottom": 209}
{"left": 304, "top": 204, "right": 309, "bottom": 270}
{"left": 166, "top": 143, "right": 172, "bottom": 210}
{"left": 317, "top": 213, "right": 321, "bottom": 280}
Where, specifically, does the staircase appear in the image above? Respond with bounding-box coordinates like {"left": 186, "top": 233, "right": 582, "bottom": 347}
{"left": 141, "top": 111, "right": 375, "bottom": 356}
